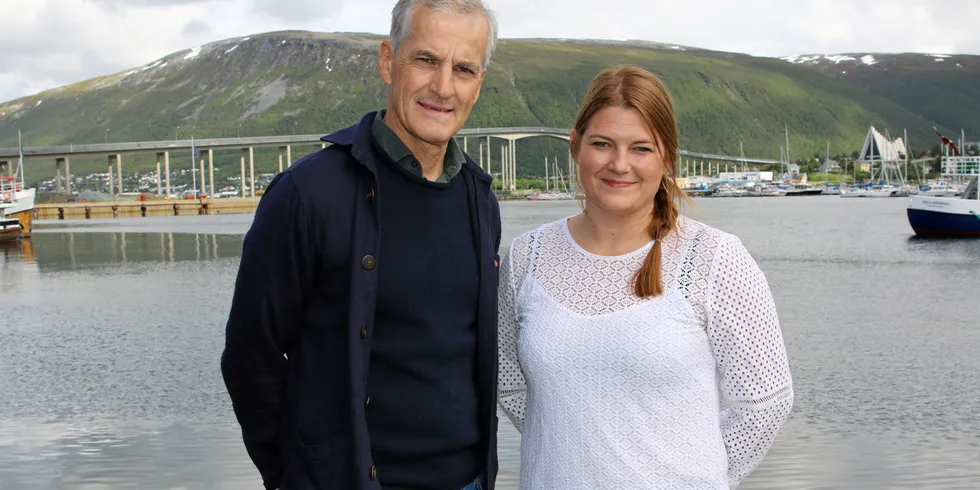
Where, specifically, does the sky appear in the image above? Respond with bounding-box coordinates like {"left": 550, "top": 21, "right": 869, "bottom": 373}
{"left": 0, "top": 0, "right": 977, "bottom": 103}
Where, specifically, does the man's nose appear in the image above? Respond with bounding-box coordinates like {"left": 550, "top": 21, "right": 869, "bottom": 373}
{"left": 430, "top": 63, "right": 455, "bottom": 100}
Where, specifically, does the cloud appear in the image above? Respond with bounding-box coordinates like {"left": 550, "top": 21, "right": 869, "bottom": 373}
{"left": 182, "top": 19, "right": 215, "bottom": 38}
{"left": 0, "top": 0, "right": 978, "bottom": 103}
{"left": 250, "top": 0, "right": 344, "bottom": 22}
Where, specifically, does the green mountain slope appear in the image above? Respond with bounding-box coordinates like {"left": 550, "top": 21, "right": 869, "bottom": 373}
{"left": 1, "top": 31, "right": 975, "bottom": 184}
{"left": 779, "top": 52, "right": 980, "bottom": 144}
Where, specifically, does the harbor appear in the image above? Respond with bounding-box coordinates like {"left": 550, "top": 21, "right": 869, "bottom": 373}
{"left": 3, "top": 197, "right": 980, "bottom": 489}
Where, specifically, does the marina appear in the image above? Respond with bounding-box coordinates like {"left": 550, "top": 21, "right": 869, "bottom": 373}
{"left": 2, "top": 198, "right": 979, "bottom": 489}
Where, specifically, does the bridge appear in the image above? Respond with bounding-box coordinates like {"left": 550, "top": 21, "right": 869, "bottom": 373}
{"left": 0, "top": 127, "right": 784, "bottom": 198}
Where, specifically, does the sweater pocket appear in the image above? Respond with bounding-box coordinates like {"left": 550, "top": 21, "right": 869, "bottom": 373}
{"left": 280, "top": 431, "right": 352, "bottom": 490}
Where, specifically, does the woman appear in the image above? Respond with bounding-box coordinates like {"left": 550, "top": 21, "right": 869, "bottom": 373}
{"left": 497, "top": 65, "right": 794, "bottom": 489}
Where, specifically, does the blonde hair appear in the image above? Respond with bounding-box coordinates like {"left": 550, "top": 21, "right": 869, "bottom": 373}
{"left": 571, "top": 65, "right": 688, "bottom": 298}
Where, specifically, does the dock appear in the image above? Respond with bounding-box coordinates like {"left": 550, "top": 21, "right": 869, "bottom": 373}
{"left": 34, "top": 198, "right": 260, "bottom": 221}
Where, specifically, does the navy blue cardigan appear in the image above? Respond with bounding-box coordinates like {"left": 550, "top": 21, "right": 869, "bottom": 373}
{"left": 221, "top": 111, "right": 502, "bottom": 490}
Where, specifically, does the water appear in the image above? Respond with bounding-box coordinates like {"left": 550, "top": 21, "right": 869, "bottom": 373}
{"left": 2, "top": 197, "right": 979, "bottom": 489}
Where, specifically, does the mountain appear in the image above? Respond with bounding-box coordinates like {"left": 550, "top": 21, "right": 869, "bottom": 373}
{"left": 1, "top": 31, "right": 976, "bottom": 184}
{"left": 779, "top": 51, "right": 980, "bottom": 144}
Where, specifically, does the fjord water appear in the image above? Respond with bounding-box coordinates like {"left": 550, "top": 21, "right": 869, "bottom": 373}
{"left": 1, "top": 197, "right": 978, "bottom": 489}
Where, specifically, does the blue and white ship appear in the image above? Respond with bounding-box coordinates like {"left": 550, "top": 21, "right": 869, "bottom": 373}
{"left": 907, "top": 154, "right": 980, "bottom": 236}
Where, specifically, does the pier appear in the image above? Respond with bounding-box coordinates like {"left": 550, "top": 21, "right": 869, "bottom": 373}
{"left": 33, "top": 197, "right": 259, "bottom": 221}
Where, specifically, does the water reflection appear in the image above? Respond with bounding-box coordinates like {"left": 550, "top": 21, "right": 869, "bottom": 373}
{"left": 1, "top": 239, "right": 40, "bottom": 295}
{"left": 2, "top": 204, "right": 980, "bottom": 489}
{"left": 0, "top": 418, "right": 256, "bottom": 490}
{"left": 906, "top": 235, "right": 980, "bottom": 260}
{"left": 17, "top": 231, "right": 242, "bottom": 272}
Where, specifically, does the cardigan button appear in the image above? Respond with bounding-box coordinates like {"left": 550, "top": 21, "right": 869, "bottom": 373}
{"left": 361, "top": 255, "right": 376, "bottom": 270}
{"left": 370, "top": 464, "right": 377, "bottom": 479}
{"left": 360, "top": 325, "right": 368, "bottom": 338}
{"left": 367, "top": 188, "right": 374, "bottom": 203}
{"left": 365, "top": 395, "right": 371, "bottom": 409}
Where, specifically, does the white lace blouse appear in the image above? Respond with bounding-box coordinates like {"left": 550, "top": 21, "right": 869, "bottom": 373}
{"left": 497, "top": 215, "right": 794, "bottom": 489}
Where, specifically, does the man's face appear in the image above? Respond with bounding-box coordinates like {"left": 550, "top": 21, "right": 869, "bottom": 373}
{"left": 379, "top": 7, "right": 489, "bottom": 148}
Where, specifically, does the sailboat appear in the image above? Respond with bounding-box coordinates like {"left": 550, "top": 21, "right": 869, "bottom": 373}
{"left": 0, "top": 130, "right": 37, "bottom": 240}
{"left": 528, "top": 156, "right": 573, "bottom": 200}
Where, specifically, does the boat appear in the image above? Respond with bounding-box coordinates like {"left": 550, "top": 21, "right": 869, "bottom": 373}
{"left": 711, "top": 184, "right": 748, "bottom": 197}
{"left": 746, "top": 183, "right": 781, "bottom": 197}
{"left": 0, "top": 131, "right": 36, "bottom": 238}
{"left": 527, "top": 156, "right": 574, "bottom": 200}
{"left": 527, "top": 190, "right": 573, "bottom": 200}
{"left": 906, "top": 152, "right": 979, "bottom": 236}
{"left": 821, "top": 184, "right": 841, "bottom": 195}
{"left": 779, "top": 182, "right": 824, "bottom": 196}
{"left": 843, "top": 125, "right": 914, "bottom": 198}
{"left": 918, "top": 179, "right": 965, "bottom": 197}
{"left": 0, "top": 217, "right": 22, "bottom": 241}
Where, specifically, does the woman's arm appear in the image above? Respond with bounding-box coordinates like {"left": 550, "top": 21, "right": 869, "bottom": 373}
{"left": 497, "top": 238, "right": 529, "bottom": 433}
{"left": 706, "top": 233, "right": 794, "bottom": 488}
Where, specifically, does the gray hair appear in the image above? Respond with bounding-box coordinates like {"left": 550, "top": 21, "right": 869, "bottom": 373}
{"left": 389, "top": 0, "right": 498, "bottom": 71}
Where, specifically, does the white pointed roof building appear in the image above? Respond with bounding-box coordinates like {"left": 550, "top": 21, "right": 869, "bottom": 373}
{"left": 858, "top": 125, "right": 907, "bottom": 162}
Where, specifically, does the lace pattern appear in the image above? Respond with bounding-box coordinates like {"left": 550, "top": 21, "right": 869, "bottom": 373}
{"left": 497, "top": 215, "right": 793, "bottom": 488}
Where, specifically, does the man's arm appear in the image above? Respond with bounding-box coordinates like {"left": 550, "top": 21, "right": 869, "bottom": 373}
{"left": 221, "top": 171, "right": 314, "bottom": 490}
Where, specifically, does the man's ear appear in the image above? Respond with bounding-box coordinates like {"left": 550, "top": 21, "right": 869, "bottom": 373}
{"left": 379, "top": 40, "right": 394, "bottom": 85}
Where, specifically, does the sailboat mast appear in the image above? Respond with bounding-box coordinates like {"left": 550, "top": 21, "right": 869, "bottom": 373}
{"left": 740, "top": 140, "right": 745, "bottom": 173}
{"left": 904, "top": 128, "right": 910, "bottom": 184}
{"left": 784, "top": 124, "right": 791, "bottom": 177}
{"left": 544, "top": 156, "right": 549, "bottom": 191}
{"left": 17, "top": 129, "right": 25, "bottom": 185}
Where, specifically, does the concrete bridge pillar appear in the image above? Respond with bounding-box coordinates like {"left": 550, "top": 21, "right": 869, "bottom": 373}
{"left": 199, "top": 156, "right": 206, "bottom": 197}
{"left": 55, "top": 158, "right": 64, "bottom": 193}
{"left": 278, "top": 146, "right": 285, "bottom": 173}
{"left": 510, "top": 140, "right": 517, "bottom": 191}
{"left": 478, "top": 143, "right": 483, "bottom": 170}
{"left": 248, "top": 146, "right": 255, "bottom": 197}
{"left": 208, "top": 149, "right": 215, "bottom": 198}
{"left": 107, "top": 156, "right": 115, "bottom": 195}
{"left": 487, "top": 139, "right": 492, "bottom": 184}
{"left": 64, "top": 157, "right": 71, "bottom": 194}
{"left": 164, "top": 151, "right": 171, "bottom": 198}
{"left": 287, "top": 145, "right": 292, "bottom": 168}
{"left": 463, "top": 137, "right": 468, "bottom": 154}
{"left": 239, "top": 149, "right": 247, "bottom": 198}
{"left": 568, "top": 146, "right": 575, "bottom": 190}
{"left": 109, "top": 154, "right": 122, "bottom": 193}
{"left": 500, "top": 144, "right": 507, "bottom": 191}
{"left": 155, "top": 153, "right": 163, "bottom": 196}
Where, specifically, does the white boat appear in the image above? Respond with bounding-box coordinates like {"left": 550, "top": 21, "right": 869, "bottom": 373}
{"left": 779, "top": 182, "right": 823, "bottom": 196}
{"left": 918, "top": 179, "right": 965, "bottom": 197}
{"left": 0, "top": 131, "right": 36, "bottom": 238}
{"left": 527, "top": 190, "right": 573, "bottom": 200}
{"left": 711, "top": 184, "right": 748, "bottom": 197}
{"left": 907, "top": 177, "right": 979, "bottom": 236}
{"left": 907, "top": 152, "right": 980, "bottom": 237}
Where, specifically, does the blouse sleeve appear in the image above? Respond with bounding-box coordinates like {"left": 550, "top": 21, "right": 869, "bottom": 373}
{"left": 706, "top": 234, "right": 794, "bottom": 488}
{"left": 497, "top": 236, "right": 530, "bottom": 433}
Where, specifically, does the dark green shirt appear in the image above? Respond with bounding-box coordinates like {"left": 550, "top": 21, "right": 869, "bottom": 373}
{"left": 370, "top": 110, "right": 465, "bottom": 183}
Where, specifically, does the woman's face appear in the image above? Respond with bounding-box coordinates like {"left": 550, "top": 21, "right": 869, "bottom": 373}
{"left": 572, "top": 106, "right": 667, "bottom": 219}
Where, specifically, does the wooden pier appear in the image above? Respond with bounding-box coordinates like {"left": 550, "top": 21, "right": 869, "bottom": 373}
{"left": 34, "top": 197, "right": 260, "bottom": 221}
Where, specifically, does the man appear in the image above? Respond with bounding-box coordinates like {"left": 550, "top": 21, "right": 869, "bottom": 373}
{"left": 220, "top": 1, "right": 501, "bottom": 489}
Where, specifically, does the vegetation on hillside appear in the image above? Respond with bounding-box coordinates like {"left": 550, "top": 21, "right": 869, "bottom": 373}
{"left": 0, "top": 32, "right": 975, "bottom": 186}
